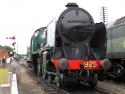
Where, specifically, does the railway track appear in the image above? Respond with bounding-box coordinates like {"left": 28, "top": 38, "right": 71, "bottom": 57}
{"left": 21, "top": 63, "right": 109, "bottom": 94}
{"left": 22, "top": 64, "right": 69, "bottom": 94}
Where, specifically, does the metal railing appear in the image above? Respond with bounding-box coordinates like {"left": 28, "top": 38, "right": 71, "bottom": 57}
{"left": 0, "top": 72, "right": 18, "bottom": 94}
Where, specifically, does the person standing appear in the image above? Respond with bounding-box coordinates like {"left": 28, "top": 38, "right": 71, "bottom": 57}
{"left": 9, "top": 57, "right": 21, "bottom": 86}
{"left": 0, "top": 59, "right": 2, "bottom": 68}
{"left": 2, "top": 58, "right": 6, "bottom": 68}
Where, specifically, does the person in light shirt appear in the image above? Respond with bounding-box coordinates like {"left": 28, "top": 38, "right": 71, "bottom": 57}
{"left": 9, "top": 57, "right": 21, "bottom": 86}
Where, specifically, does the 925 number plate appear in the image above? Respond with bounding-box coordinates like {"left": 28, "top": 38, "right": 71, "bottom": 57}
{"left": 80, "top": 61, "right": 99, "bottom": 69}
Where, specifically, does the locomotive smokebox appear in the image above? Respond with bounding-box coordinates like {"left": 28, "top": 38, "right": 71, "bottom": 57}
{"left": 57, "top": 2, "right": 95, "bottom": 42}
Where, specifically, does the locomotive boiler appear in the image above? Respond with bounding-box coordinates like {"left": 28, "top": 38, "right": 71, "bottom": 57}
{"left": 28, "top": 3, "right": 110, "bottom": 88}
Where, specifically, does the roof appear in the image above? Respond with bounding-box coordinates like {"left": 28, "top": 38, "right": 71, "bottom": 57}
{"left": 106, "top": 21, "right": 115, "bottom": 29}
{"left": 107, "top": 16, "right": 125, "bottom": 29}
{"left": 114, "top": 16, "right": 125, "bottom": 26}
{"left": 0, "top": 45, "right": 3, "bottom": 48}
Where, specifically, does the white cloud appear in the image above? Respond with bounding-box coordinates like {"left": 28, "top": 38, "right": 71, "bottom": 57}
{"left": 0, "top": 0, "right": 125, "bottom": 54}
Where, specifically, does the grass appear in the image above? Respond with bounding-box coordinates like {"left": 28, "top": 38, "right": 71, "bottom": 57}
{"left": 0, "top": 67, "right": 8, "bottom": 85}
{"left": 19, "top": 90, "right": 24, "bottom": 94}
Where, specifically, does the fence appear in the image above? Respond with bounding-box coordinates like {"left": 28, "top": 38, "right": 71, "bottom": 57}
{"left": 0, "top": 72, "right": 18, "bottom": 94}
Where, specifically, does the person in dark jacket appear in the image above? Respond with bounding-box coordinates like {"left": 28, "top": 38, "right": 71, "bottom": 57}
{"left": 2, "top": 58, "right": 6, "bottom": 68}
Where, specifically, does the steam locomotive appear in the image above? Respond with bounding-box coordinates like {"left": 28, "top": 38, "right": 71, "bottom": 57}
{"left": 28, "top": 3, "right": 110, "bottom": 88}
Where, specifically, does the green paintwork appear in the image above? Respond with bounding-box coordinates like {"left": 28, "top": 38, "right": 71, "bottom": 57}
{"left": 107, "top": 37, "right": 125, "bottom": 53}
{"left": 31, "top": 27, "right": 47, "bottom": 53}
{"left": 107, "top": 23, "right": 125, "bottom": 58}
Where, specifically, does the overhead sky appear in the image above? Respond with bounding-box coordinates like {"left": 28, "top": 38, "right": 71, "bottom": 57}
{"left": 0, "top": 0, "right": 125, "bottom": 54}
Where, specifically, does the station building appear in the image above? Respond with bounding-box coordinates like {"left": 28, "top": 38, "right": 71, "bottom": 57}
{"left": 0, "top": 46, "right": 9, "bottom": 64}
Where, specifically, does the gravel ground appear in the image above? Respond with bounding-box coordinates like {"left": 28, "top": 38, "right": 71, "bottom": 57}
{"left": 19, "top": 61, "right": 125, "bottom": 94}
{"left": 19, "top": 67, "right": 44, "bottom": 94}
{"left": 97, "top": 81, "right": 125, "bottom": 94}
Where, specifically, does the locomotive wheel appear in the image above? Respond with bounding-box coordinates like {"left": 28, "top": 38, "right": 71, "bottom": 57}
{"left": 42, "top": 67, "right": 48, "bottom": 79}
{"left": 48, "top": 74, "right": 51, "bottom": 83}
{"left": 56, "top": 73, "right": 64, "bottom": 88}
{"left": 88, "top": 73, "right": 97, "bottom": 89}
{"left": 113, "top": 64, "right": 123, "bottom": 78}
{"left": 48, "top": 74, "right": 54, "bottom": 83}
{"left": 107, "top": 63, "right": 124, "bottom": 80}
{"left": 32, "top": 60, "right": 37, "bottom": 75}
{"left": 98, "top": 70, "right": 105, "bottom": 81}
{"left": 37, "top": 63, "right": 42, "bottom": 76}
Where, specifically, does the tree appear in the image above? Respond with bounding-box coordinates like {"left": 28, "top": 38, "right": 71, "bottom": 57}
{"left": 3, "top": 45, "right": 13, "bottom": 52}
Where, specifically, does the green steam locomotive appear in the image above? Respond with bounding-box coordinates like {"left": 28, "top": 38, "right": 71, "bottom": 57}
{"left": 27, "top": 3, "right": 110, "bottom": 88}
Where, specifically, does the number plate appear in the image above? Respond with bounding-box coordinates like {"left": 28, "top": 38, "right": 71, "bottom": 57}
{"left": 80, "top": 60, "right": 100, "bottom": 69}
